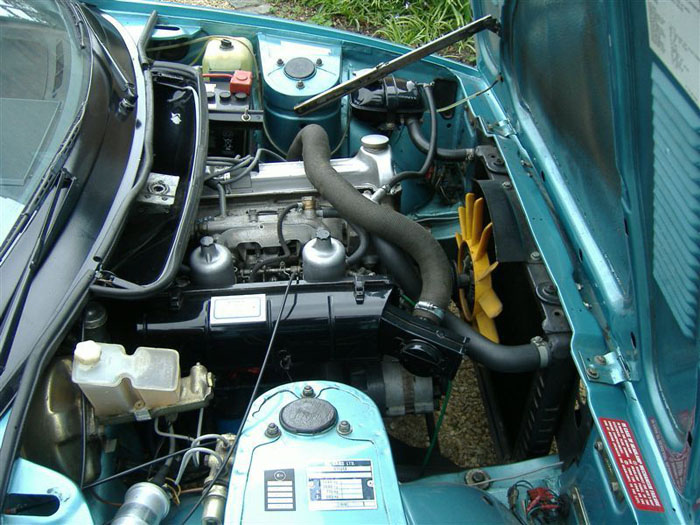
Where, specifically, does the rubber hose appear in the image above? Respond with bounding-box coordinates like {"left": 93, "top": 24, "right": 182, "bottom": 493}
{"left": 386, "top": 84, "right": 438, "bottom": 189}
{"left": 443, "top": 313, "right": 546, "bottom": 372}
{"left": 406, "top": 118, "right": 474, "bottom": 162}
{"left": 346, "top": 223, "right": 369, "bottom": 266}
{"left": 216, "top": 183, "right": 227, "bottom": 217}
{"left": 318, "top": 209, "right": 371, "bottom": 265}
{"left": 372, "top": 235, "right": 422, "bottom": 301}
{"left": 250, "top": 203, "right": 298, "bottom": 280}
{"left": 288, "top": 124, "right": 452, "bottom": 323}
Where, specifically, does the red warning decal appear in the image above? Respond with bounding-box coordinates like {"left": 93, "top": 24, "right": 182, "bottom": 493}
{"left": 599, "top": 418, "right": 664, "bottom": 512}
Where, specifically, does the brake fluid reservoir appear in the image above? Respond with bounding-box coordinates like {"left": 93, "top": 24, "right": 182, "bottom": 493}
{"left": 226, "top": 381, "right": 406, "bottom": 524}
{"left": 202, "top": 37, "right": 254, "bottom": 74}
{"left": 257, "top": 34, "right": 342, "bottom": 151}
{"left": 71, "top": 341, "right": 180, "bottom": 417}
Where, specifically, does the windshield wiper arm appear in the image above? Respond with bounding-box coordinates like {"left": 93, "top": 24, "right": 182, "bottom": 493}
{"left": 0, "top": 172, "right": 76, "bottom": 372}
{"left": 75, "top": 4, "right": 136, "bottom": 109}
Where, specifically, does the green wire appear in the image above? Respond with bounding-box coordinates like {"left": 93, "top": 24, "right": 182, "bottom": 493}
{"left": 421, "top": 379, "right": 453, "bottom": 472}
{"left": 401, "top": 294, "right": 417, "bottom": 307}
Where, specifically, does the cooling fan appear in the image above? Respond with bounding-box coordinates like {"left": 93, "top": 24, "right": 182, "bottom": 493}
{"left": 455, "top": 193, "right": 503, "bottom": 342}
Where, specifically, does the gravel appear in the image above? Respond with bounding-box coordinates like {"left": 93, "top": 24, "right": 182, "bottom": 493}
{"left": 387, "top": 359, "right": 498, "bottom": 469}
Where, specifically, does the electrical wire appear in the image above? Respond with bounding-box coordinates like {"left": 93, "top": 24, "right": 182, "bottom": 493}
{"left": 79, "top": 320, "right": 87, "bottom": 490}
{"left": 81, "top": 441, "right": 216, "bottom": 490}
{"left": 206, "top": 148, "right": 284, "bottom": 186}
{"left": 469, "top": 461, "right": 565, "bottom": 488}
{"left": 179, "top": 272, "right": 299, "bottom": 524}
{"left": 420, "top": 379, "right": 452, "bottom": 474}
{"left": 436, "top": 75, "right": 501, "bottom": 113}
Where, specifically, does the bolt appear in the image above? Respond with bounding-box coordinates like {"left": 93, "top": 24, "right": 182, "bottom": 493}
{"left": 494, "top": 157, "right": 504, "bottom": 166}
{"left": 276, "top": 58, "right": 284, "bottom": 66}
{"left": 502, "top": 181, "right": 512, "bottom": 189}
{"left": 594, "top": 440, "right": 604, "bottom": 451}
{"left": 594, "top": 355, "right": 607, "bottom": 365}
{"left": 265, "top": 423, "right": 280, "bottom": 438}
{"left": 575, "top": 282, "right": 583, "bottom": 291}
{"left": 586, "top": 365, "right": 599, "bottom": 379}
{"left": 337, "top": 420, "right": 352, "bottom": 435}
{"left": 296, "top": 80, "right": 305, "bottom": 89}
{"left": 544, "top": 283, "right": 556, "bottom": 294}
{"left": 610, "top": 481, "right": 620, "bottom": 492}
{"left": 465, "top": 469, "right": 490, "bottom": 488}
{"left": 530, "top": 251, "right": 541, "bottom": 262}
{"left": 583, "top": 301, "right": 592, "bottom": 309}
{"left": 302, "top": 385, "right": 315, "bottom": 397}
{"left": 316, "top": 58, "right": 323, "bottom": 66}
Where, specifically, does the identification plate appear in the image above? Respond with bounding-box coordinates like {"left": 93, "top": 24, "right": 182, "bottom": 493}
{"left": 307, "top": 460, "right": 376, "bottom": 511}
{"left": 264, "top": 469, "right": 296, "bottom": 511}
{"left": 209, "top": 294, "right": 267, "bottom": 325}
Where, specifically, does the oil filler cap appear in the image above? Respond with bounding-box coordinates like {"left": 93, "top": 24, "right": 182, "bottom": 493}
{"left": 284, "top": 57, "right": 317, "bottom": 80}
{"left": 279, "top": 397, "right": 337, "bottom": 435}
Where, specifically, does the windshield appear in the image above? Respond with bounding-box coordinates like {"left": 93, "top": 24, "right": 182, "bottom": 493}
{"left": 0, "top": 0, "right": 90, "bottom": 246}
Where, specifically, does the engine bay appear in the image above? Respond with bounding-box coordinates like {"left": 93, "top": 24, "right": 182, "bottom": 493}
{"left": 16, "top": 14, "right": 581, "bottom": 525}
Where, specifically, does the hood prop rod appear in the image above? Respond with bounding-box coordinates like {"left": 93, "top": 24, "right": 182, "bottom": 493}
{"left": 293, "top": 14, "right": 500, "bottom": 116}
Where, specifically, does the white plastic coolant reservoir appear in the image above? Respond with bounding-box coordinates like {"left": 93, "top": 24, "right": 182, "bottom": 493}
{"left": 202, "top": 37, "right": 254, "bottom": 74}
{"left": 71, "top": 341, "right": 180, "bottom": 417}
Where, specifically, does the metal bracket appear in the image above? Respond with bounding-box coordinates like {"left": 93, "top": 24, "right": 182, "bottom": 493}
{"left": 353, "top": 276, "right": 365, "bottom": 304}
{"left": 486, "top": 118, "right": 515, "bottom": 138}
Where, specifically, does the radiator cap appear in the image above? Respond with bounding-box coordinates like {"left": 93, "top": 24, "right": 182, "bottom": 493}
{"left": 279, "top": 397, "right": 337, "bottom": 434}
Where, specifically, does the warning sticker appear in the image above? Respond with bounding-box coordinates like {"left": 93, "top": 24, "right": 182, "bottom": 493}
{"left": 264, "top": 469, "right": 296, "bottom": 511}
{"left": 599, "top": 418, "right": 664, "bottom": 512}
{"left": 307, "top": 460, "right": 377, "bottom": 511}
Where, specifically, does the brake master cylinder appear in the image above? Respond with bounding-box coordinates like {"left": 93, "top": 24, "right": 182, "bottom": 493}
{"left": 225, "top": 381, "right": 407, "bottom": 523}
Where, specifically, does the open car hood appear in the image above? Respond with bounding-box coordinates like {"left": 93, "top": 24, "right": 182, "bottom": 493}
{"left": 472, "top": 0, "right": 700, "bottom": 502}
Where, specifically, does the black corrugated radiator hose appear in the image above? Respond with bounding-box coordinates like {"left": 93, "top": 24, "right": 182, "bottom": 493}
{"left": 287, "top": 124, "right": 452, "bottom": 324}
{"left": 287, "top": 122, "right": 555, "bottom": 370}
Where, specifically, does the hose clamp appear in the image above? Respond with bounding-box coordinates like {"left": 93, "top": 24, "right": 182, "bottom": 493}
{"left": 531, "top": 336, "right": 550, "bottom": 367}
{"left": 414, "top": 301, "right": 445, "bottom": 321}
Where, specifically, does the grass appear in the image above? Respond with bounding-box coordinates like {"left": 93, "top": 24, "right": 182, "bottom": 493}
{"left": 271, "top": 0, "right": 476, "bottom": 63}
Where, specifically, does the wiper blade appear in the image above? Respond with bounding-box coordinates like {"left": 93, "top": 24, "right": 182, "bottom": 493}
{"left": 75, "top": 3, "right": 136, "bottom": 110}
{"left": 0, "top": 172, "right": 75, "bottom": 372}
{"left": 64, "top": 1, "right": 86, "bottom": 49}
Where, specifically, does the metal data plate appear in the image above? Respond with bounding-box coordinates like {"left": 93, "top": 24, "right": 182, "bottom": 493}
{"left": 210, "top": 294, "right": 267, "bottom": 325}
